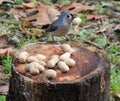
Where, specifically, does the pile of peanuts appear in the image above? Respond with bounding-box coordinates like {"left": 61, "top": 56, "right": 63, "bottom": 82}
{"left": 18, "top": 44, "right": 76, "bottom": 79}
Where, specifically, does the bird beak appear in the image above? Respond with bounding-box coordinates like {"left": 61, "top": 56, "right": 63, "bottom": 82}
{"left": 71, "top": 14, "right": 76, "bottom": 20}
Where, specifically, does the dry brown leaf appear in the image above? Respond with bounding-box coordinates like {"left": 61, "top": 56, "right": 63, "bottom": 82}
{"left": 10, "top": 3, "right": 106, "bottom": 26}
{"left": 0, "top": 0, "right": 13, "bottom": 5}
{"left": 114, "top": 24, "right": 120, "bottom": 31}
{"left": 87, "top": 46, "right": 97, "bottom": 52}
{"left": 22, "top": 2, "right": 35, "bottom": 8}
{"left": 58, "top": 3, "right": 95, "bottom": 14}
{"left": 0, "top": 48, "right": 13, "bottom": 56}
{"left": 21, "top": 21, "right": 34, "bottom": 28}
{"left": 0, "top": 85, "right": 9, "bottom": 95}
{"left": 20, "top": 21, "right": 43, "bottom": 37}
{"left": 24, "top": 3, "right": 60, "bottom": 26}
{"left": 0, "top": 36, "right": 8, "bottom": 48}
{"left": 25, "top": 8, "right": 38, "bottom": 16}
{"left": 10, "top": 3, "right": 60, "bottom": 26}
{"left": 20, "top": 27, "right": 43, "bottom": 37}
{"left": 80, "top": 14, "right": 107, "bottom": 20}
{"left": 9, "top": 7, "right": 27, "bottom": 21}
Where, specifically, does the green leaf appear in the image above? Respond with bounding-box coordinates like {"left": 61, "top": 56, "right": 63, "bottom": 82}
{"left": 110, "top": 68, "right": 120, "bottom": 93}
{"left": 3, "top": 53, "right": 12, "bottom": 74}
{"left": 101, "top": 2, "right": 114, "bottom": 7}
{"left": 0, "top": 96, "right": 6, "bottom": 101}
{"left": 78, "top": 29, "right": 89, "bottom": 36}
{"left": 95, "top": 37, "right": 106, "bottom": 47}
{"left": 54, "top": 36, "right": 64, "bottom": 41}
{"left": 60, "top": 0, "right": 70, "bottom": 5}
{"left": 94, "top": 2, "right": 106, "bottom": 14}
{"left": 80, "top": 15, "right": 87, "bottom": 25}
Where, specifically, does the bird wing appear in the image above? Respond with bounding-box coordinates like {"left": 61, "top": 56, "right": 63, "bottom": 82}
{"left": 46, "top": 23, "right": 58, "bottom": 32}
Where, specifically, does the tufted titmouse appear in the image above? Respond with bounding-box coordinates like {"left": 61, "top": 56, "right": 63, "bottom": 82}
{"left": 46, "top": 11, "right": 74, "bottom": 40}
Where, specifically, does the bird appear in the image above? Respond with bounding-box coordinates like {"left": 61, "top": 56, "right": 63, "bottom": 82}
{"left": 46, "top": 11, "right": 74, "bottom": 41}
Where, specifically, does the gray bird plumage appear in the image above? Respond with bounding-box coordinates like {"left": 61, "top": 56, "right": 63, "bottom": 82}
{"left": 46, "top": 11, "right": 74, "bottom": 37}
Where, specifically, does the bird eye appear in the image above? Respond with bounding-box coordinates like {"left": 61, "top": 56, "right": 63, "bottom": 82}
{"left": 66, "top": 14, "right": 74, "bottom": 20}
{"left": 66, "top": 14, "right": 72, "bottom": 20}
{"left": 66, "top": 15, "right": 70, "bottom": 17}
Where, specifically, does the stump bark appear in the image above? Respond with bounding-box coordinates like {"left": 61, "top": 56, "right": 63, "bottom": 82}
{"left": 7, "top": 42, "right": 110, "bottom": 101}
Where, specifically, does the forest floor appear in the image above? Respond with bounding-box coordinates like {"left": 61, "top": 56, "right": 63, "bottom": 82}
{"left": 0, "top": 0, "right": 120, "bottom": 101}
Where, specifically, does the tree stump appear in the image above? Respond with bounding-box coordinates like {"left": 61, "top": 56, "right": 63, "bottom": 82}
{"left": 7, "top": 42, "right": 110, "bottom": 101}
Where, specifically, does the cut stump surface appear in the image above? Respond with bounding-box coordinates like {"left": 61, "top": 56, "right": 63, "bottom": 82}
{"left": 7, "top": 42, "right": 110, "bottom": 101}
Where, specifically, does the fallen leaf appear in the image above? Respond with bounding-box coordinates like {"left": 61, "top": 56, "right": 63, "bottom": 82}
{"left": 80, "top": 14, "right": 107, "bottom": 20}
{"left": 0, "top": 85, "right": 9, "bottom": 95}
{"left": 58, "top": 3, "right": 95, "bottom": 14}
{"left": 0, "top": 35, "right": 8, "bottom": 48}
{"left": 24, "top": 3, "right": 60, "bottom": 26}
{"left": 0, "top": 0, "right": 13, "bottom": 5}
{"left": 22, "top": 2, "right": 35, "bottom": 8}
{"left": 0, "top": 48, "right": 13, "bottom": 56}
{"left": 87, "top": 46, "right": 97, "bottom": 52}
{"left": 25, "top": 8, "right": 39, "bottom": 16}
{"left": 10, "top": 3, "right": 106, "bottom": 26}
{"left": 9, "top": 7, "right": 27, "bottom": 21}
{"left": 114, "top": 24, "right": 120, "bottom": 31}
{"left": 10, "top": 3, "right": 60, "bottom": 26}
{"left": 21, "top": 21, "right": 34, "bottom": 28}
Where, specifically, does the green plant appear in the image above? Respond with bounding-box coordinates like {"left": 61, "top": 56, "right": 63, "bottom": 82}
{"left": 94, "top": 2, "right": 106, "bottom": 14}
{"left": 0, "top": 3, "right": 13, "bottom": 10}
{"left": 105, "top": 41, "right": 120, "bottom": 99}
{"left": 60, "top": 0, "right": 70, "bottom": 5}
{"left": 43, "top": 0, "right": 54, "bottom": 6}
{"left": 17, "top": 36, "right": 38, "bottom": 48}
{"left": 30, "top": 0, "right": 37, "bottom": 3}
{"left": 2, "top": 53, "right": 12, "bottom": 74}
{"left": 101, "top": 2, "right": 113, "bottom": 7}
{"left": 95, "top": 37, "right": 107, "bottom": 47}
{"left": 110, "top": 68, "right": 120, "bottom": 93}
{"left": 80, "top": 15, "right": 87, "bottom": 25}
{"left": 13, "top": 0, "right": 22, "bottom": 5}
{"left": 77, "top": 29, "right": 96, "bottom": 41}
{"left": 0, "top": 96, "right": 6, "bottom": 101}
{"left": 106, "top": 42, "right": 120, "bottom": 65}
{"left": 78, "top": 29, "right": 90, "bottom": 38}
